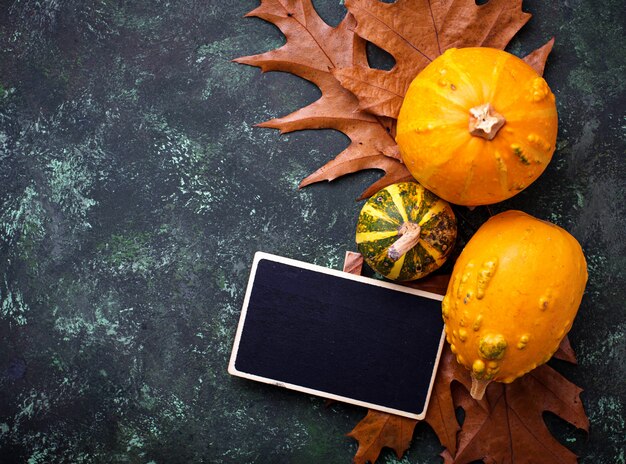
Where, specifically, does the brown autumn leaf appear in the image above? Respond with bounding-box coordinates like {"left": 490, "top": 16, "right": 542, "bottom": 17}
{"left": 442, "top": 359, "right": 589, "bottom": 464}
{"left": 343, "top": 253, "right": 587, "bottom": 464}
{"left": 348, "top": 409, "right": 418, "bottom": 464}
{"left": 522, "top": 37, "right": 556, "bottom": 77}
{"left": 235, "top": 0, "right": 409, "bottom": 199}
{"left": 238, "top": 1, "right": 555, "bottom": 200}
{"left": 335, "top": 0, "right": 554, "bottom": 119}
{"left": 424, "top": 335, "right": 580, "bottom": 462}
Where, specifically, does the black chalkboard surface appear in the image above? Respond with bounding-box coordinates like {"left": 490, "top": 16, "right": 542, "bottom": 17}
{"left": 228, "top": 252, "right": 445, "bottom": 419}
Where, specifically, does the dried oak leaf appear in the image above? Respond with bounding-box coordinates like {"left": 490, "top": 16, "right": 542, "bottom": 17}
{"left": 442, "top": 354, "right": 589, "bottom": 464}
{"left": 335, "top": 0, "right": 555, "bottom": 118}
{"left": 423, "top": 333, "right": 580, "bottom": 462}
{"left": 235, "top": 0, "right": 411, "bottom": 199}
{"left": 238, "top": 1, "right": 555, "bottom": 199}
{"left": 344, "top": 253, "right": 588, "bottom": 464}
{"left": 348, "top": 409, "right": 418, "bottom": 464}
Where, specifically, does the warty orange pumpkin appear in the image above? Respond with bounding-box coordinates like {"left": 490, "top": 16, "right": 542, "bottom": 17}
{"left": 441, "top": 211, "right": 588, "bottom": 399}
{"left": 396, "top": 47, "right": 558, "bottom": 206}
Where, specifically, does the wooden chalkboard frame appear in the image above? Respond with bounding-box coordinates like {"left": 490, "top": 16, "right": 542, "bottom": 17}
{"left": 228, "top": 252, "right": 446, "bottom": 420}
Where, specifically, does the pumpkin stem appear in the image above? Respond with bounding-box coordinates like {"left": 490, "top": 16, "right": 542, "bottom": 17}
{"left": 387, "top": 222, "right": 421, "bottom": 261}
{"left": 470, "top": 376, "right": 492, "bottom": 400}
{"left": 469, "top": 103, "right": 505, "bottom": 140}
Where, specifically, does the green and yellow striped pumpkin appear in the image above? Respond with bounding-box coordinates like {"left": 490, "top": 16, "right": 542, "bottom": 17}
{"left": 356, "top": 182, "right": 457, "bottom": 281}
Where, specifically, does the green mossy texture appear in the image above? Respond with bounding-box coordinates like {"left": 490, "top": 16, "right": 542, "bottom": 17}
{"left": 0, "top": 0, "right": 624, "bottom": 463}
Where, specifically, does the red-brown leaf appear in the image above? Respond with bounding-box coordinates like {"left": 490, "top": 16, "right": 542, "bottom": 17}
{"left": 422, "top": 344, "right": 462, "bottom": 456}
{"left": 343, "top": 251, "right": 365, "bottom": 275}
{"left": 347, "top": 410, "right": 418, "bottom": 464}
{"left": 236, "top": 0, "right": 407, "bottom": 199}
{"left": 238, "top": 1, "right": 557, "bottom": 200}
{"left": 442, "top": 361, "right": 589, "bottom": 464}
{"left": 523, "top": 37, "right": 556, "bottom": 75}
{"left": 335, "top": 0, "right": 551, "bottom": 118}
{"left": 553, "top": 335, "right": 578, "bottom": 364}
{"left": 405, "top": 273, "right": 451, "bottom": 296}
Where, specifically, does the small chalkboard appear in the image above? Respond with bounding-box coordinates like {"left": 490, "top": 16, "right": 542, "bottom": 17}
{"left": 228, "top": 252, "right": 445, "bottom": 419}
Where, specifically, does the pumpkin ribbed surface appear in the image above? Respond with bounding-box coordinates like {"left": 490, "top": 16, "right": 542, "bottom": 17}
{"left": 356, "top": 182, "right": 456, "bottom": 281}
{"left": 397, "top": 47, "right": 558, "bottom": 206}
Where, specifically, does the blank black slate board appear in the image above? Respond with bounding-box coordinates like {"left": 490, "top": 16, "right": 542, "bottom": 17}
{"left": 228, "top": 252, "right": 445, "bottom": 419}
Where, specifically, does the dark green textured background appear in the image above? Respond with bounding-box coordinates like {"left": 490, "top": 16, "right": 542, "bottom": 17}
{"left": 0, "top": 0, "right": 624, "bottom": 462}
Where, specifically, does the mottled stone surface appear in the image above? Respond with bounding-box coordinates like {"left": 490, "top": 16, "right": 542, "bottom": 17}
{"left": 0, "top": 0, "right": 624, "bottom": 463}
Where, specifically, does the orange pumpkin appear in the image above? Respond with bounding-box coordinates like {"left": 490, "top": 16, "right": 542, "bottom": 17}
{"left": 441, "top": 211, "right": 588, "bottom": 399}
{"left": 396, "top": 47, "right": 558, "bottom": 206}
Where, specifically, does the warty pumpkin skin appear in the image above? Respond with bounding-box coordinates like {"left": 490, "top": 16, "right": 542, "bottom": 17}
{"left": 356, "top": 182, "right": 457, "bottom": 281}
{"left": 396, "top": 47, "right": 558, "bottom": 206}
{"left": 441, "top": 210, "right": 588, "bottom": 399}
